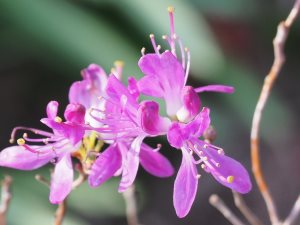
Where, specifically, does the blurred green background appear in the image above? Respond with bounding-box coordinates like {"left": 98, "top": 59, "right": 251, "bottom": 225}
{"left": 1, "top": 0, "right": 300, "bottom": 224}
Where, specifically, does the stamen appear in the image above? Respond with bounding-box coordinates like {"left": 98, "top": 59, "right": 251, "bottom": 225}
{"left": 184, "top": 47, "right": 191, "bottom": 85}
{"left": 177, "top": 37, "right": 186, "bottom": 69}
{"left": 153, "top": 143, "right": 162, "bottom": 152}
{"left": 227, "top": 176, "right": 234, "bottom": 184}
{"left": 167, "top": 6, "right": 176, "bottom": 55}
{"left": 141, "top": 47, "right": 146, "bottom": 56}
{"left": 218, "top": 149, "right": 224, "bottom": 155}
{"left": 54, "top": 116, "right": 62, "bottom": 123}
{"left": 149, "top": 34, "right": 160, "bottom": 55}
{"left": 10, "top": 126, "right": 53, "bottom": 142}
{"left": 196, "top": 174, "right": 201, "bottom": 179}
{"left": 17, "top": 138, "right": 25, "bottom": 146}
{"left": 113, "top": 60, "right": 124, "bottom": 79}
{"left": 23, "top": 133, "right": 28, "bottom": 138}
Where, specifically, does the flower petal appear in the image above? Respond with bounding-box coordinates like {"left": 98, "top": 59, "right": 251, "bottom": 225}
{"left": 138, "top": 101, "right": 171, "bottom": 136}
{"left": 0, "top": 146, "right": 53, "bottom": 170}
{"left": 88, "top": 144, "right": 122, "bottom": 187}
{"left": 69, "top": 64, "right": 107, "bottom": 109}
{"left": 64, "top": 103, "right": 86, "bottom": 124}
{"left": 138, "top": 51, "right": 185, "bottom": 116}
{"left": 167, "top": 122, "right": 187, "bottom": 149}
{"left": 195, "top": 85, "right": 235, "bottom": 94}
{"left": 139, "top": 143, "right": 174, "bottom": 177}
{"left": 186, "top": 107, "right": 211, "bottom": 137}
{"left": 173, "top": 148, "right": 198, "bottom": 218}
{"left": 118, "top": 136, "right": 145, "bottom": 192}
{"left": 47, "top": 101, "right": 59, "bottom": 119}
{"left": 199, "top": 140, "right": 252, "bottom": 194}
{"left": 49, "top": 154, "right": 74, "bottom": 204}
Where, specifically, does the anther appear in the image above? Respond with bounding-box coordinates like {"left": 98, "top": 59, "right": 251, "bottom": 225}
{"left": 162, "top": 35, "right": 167, "bottom": 40}
{"left": 167, "top": 6, "right": 174, "bottom": 13}
{"left": 114, "top": 60, "right": 124, "bottom": 67}
{"left": 215, "top": 163, "right": 221, "bottom": 168}
{"left": 9, "top": 138, "right": 14, "bottom": 144}
{"left": 149, "top": 33, "right": 154, "bottom": 39}
{"left": 218, "top": 149, "right": 224, "bottom": 155}
{"left": 17, "top": 138, "right": 25, "bottom": 146}
{"left": 23, "top": 133, "right": 28, "bottom": 138}
{"left": 185, "top": 47, "right": 190, "bottom": 52}
{"left": 203, "top": 144, "right": 208, "bottom": 149}
{"left": 157, "top": 45, "right": 161, "bottom": 50}
{"left": 189, "top": 150, "right": 193, "bottom": 155}
{"left": 54, "top": 116, "right": 62, "bottom": 123}
{"left": 202, "top": 156, "right": 208, "bottom": 161}
{"left": 227, "top": 176, "right": 234, "bottom": 184}
{"left": 201, "top": 164, "right": 206, "bottom": 169}
{"left": 196, "top": 174, "right": 201, "bottom": 179}
{"left": 141, "top": 47, "right": 146, "bottom": 55}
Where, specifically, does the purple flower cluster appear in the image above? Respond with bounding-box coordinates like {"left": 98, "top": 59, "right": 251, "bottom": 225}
{"left": 0, "top": 7, "right": 251, "bottom": 217}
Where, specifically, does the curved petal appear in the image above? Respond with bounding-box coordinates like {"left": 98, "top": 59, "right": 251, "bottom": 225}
{"left": 47, "top": 101, "right": 59, "bottom": 119}
{"left": 138, "top": 101, "right": 171, "bottom": 136}
{"left": 64, "top": 103, "right": 86, "bottom": 124}
{"left": 88, "top": 144, "right": 122, "bottom": 187}
{"left": 173, "top": 148, "right": 198, "bottom": 218}
{"left": 195, "top": 85, "right": 235, "bottom": 94}
{"left": 0, "top": 146, "right": 53, "bottom": 170}
{"left": 198, "top": 140, "right": 252, "bottom": 194}
{"left": 167, "top": 122, "right": 187, "bottom": 149}
{"left": 49, "top": 154, "right": 74, "bottom": 204}
{"left": 118, "top": 136, "right": 145, "bottom": 192}
{"left": 69, "top": 64, "right": 107, "bottom": 109}
{"left": 140, "top": 143, "right": 174, "bottom": 177}
{"left": 176, "top": 86, "right": 201, "bottom": 123}
{"left": 186, "top": 107, "right": 211, "bottom": 137}
{"left": 128, "top": 76, "right": 140, "bottom": 101}
{"left": 137, "top": 75, "right": 164, "bottom": 98}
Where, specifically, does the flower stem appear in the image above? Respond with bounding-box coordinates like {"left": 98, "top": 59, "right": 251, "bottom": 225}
{"left": 250, "top": 0, "right": 300, "bottom": 224}
{"left": 54, "top": 200, "right": 67, "bottom": 225}
{"left": 123, "top": 185, "right": 140, "bottom": 225}
{"left": 0, "top": 176, "right": 12, "bottom": 225}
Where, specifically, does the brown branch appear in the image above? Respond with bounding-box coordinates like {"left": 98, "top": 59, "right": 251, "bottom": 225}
{"left": 209, "top": 194, "right": 246, "bottom": 225}
{"left": 232, "top": 191, "right": 265, "bottom": 225}
{"left": 54, "top": 200, "right": 67, "bottom": 225}
{"left": 250, "top": 0, "right": 300, "bottom": 224}
{"left": 122, "top": 185, "right": 140, "bottom": 225}
{"left": 283, "top": 195, "right": 300, "bottom": 225}
{"left": 0, "top": 176, "right": 13, "bottom": 225}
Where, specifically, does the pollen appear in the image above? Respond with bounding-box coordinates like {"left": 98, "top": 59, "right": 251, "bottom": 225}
{"left": 17, "top": 138, "right": 25, "bottom": 146}
{"left": 167, "top": 6, "right": 174, "bottom": 13}
{"left": 54, "top": 116, "right": 62, "bottom": 123}
{"left": 227, "top": 176, "right": 234, "bottom": 183}
{"left": 114, "top": 60, "right": 124, "bottom": 67}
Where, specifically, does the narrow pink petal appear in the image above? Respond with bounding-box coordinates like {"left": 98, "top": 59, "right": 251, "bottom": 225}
{"left": 195, "top": 85, "right": 235, "bottom": 94}
{"left": 137, "top": 75, "right": 164, "bottom": 98}
{"left": 0, "top": 146, "right": 52, "bottom": 170}
{"left": 174, "top": 148, "right": 198, "bottom": 218}
{"left": 88, "top": 144, "right": 122, "bottom": 187}
{"left": 140, "top": 144, "right": 174, "bottom": 177}
{"left": 198, "top": 140, "right": 252, "bottom": 194}
{"left": 167, "top": 122, "right": 187, "bottom": 148}
{"left": 128, "top": 76, "right": 140, "bottom": 100}
{"left": 46, "top": 101, "right": 59, "bottom": 119}
{"left": 118, "top": 136, "right": 145, "bottom": 192}
{"left": 138, "top": 101, "right": 171, "bottom": 136}
{"left": 49, "top": 154, "right": 74, "bottom": 204}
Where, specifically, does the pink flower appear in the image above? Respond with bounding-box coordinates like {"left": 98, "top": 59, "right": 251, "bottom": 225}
{"left": 137, "top": 7, "right": 234, "bottom": 123}
{"left": 0, "top": 101, "right": 86, "bottom": 204}
{"left": 88, "top": 75, "right": 174, "bottom": 192}
{"left": 167, "top": 107, "right": 252, "bottom": 217}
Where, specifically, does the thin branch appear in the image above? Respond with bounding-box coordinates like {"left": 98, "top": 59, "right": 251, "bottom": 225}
{"left": 72, "top": 164, "right": 87, "bottom": 190}
{"left": 232, "top": 191, "right": 265, "bottom": 225}
{"left": 54, "top": 200, "right": 67, "bottom": 225}
{"left": 123, "top": 185, "right": 140, "bottom": 225}
{"left": 250, "top": 0, "right": 300, "bottom": 224}
{"left": 35, "top": 174, "right": 51, "bottom": 187}
{"left": 283, "top": 195, "right": 300, "bottom": 225}
{"left": 0, "top": 176, "right": 13, "bottom": 225}
{"left": 209, "top": 194, "right": 246, "bottom": 225}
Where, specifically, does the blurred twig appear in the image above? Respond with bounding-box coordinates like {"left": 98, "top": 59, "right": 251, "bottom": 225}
{"left": 54, "top": 200, "right": 67, "bottom": 225}
{"left": 282, "top": 195, "right": 300, "bottom": 225}
{"left": 209, "top": 194, "right": 246, "bottom": 225}
{"left": 0, "top": 176, "right": 12, "bottom": 225}
{"left": 123, "top": 185, "right": 141, "bottom": 225}
{"left": 250, "top": 0, "right": 300, "bottom": 224}
{"left": 232, "top": 191, "right": 265, "bottom": 225}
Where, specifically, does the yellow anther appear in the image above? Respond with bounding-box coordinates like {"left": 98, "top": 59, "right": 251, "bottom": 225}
{"left": 227, "top": 176, "right": 234, "bottom": 184}
{"left": 54, "top": 116, "right": 62, "bottom": 123}
{"left": 167, "top": 6, "right": 175, "bottom": 13}
{"left": 114, "top": 60, "right": 124, "bottom": 67}
{"left": 17, "top": 138, "right": 25, "bottom": 146}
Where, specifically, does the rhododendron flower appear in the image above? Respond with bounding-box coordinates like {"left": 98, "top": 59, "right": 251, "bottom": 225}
{"left": 167, "top": 107, "right": 252, "bottom": 217}
{"left": 0, "top": 101, "right": 86, "bottom": 203}
{"left": 137, "top": 7, "right": 234, "bottom": 123}
{"left": 88, "top": 75, "right": 174, "bottom": 192}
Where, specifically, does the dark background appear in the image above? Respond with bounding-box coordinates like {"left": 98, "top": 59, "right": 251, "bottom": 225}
{"left": 0, "top": 0, "right": 300, "bottom": 224}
